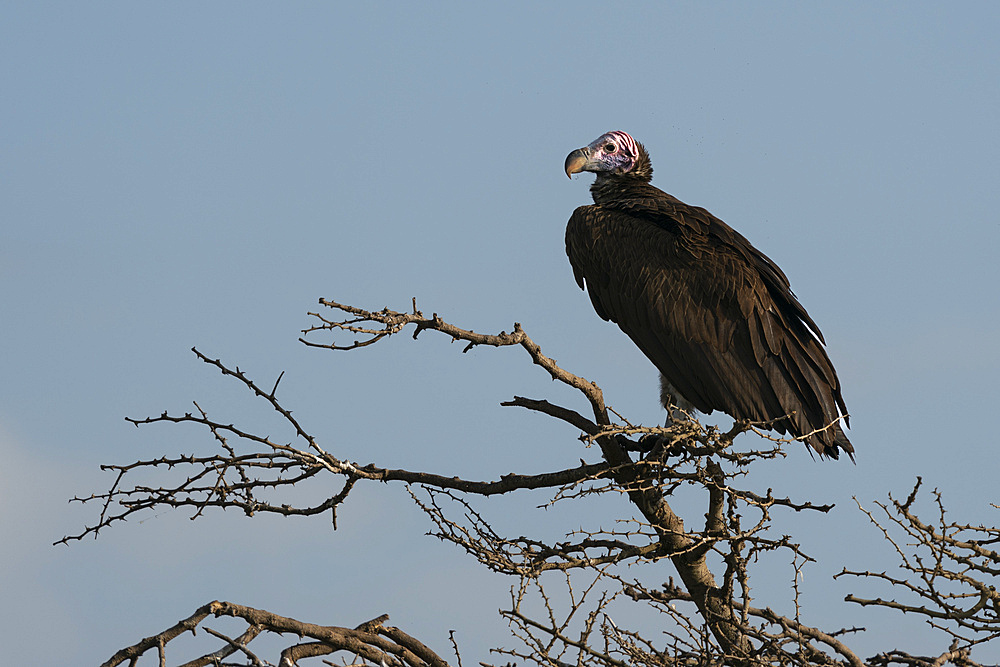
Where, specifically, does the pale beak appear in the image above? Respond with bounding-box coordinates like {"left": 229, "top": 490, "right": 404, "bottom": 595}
{"left": 564, "top": 147, "right": 590, "bottom": 178}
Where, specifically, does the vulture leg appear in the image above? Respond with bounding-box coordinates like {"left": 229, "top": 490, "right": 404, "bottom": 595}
{"left": 659, "top": 374, "right": 697, "bottom": 425}
{"left": 633, "top": 374, "right": 698, "bottom": 458}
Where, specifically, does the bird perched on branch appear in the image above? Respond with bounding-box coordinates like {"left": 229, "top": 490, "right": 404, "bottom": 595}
{"left": 565, "top": 131, "right": 853, "bottom": 459}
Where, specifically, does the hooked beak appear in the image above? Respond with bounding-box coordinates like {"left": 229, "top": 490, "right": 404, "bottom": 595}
{"left": 564, "top": 147, "right": 590, "bottom": 178}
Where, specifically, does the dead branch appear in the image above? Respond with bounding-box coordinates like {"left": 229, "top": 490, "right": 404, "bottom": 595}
{"left": 100, "top": 601, "right": 448, "bottom": 667}
{"left": 57, "top": 347, "right": 615, "bottom": 544}
{"left": 302, "top": 298, "right": 610, "bottom": 427}
{"left": 622, "top": 578, "right": 866, "bottom": 667}
{"left": 837, "top": 479, "right": 1000, "bottom": 649}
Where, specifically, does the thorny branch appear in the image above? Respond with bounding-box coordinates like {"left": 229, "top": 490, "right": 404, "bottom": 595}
{"left": 74, "top": 299, "right": 1000, "bottom": 667}
{"left": 99, "top": 601, "right": 447, "bottom": 667}
{"left": 837, "top": 478, "right": 1000, "bottom": 651}
{"left": 301, "top": 297, "right": 611, "bottom": 427}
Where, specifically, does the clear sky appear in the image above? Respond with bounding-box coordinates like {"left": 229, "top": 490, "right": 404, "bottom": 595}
{"left": 2, "top": 3, "right": 999, "bottom": 665}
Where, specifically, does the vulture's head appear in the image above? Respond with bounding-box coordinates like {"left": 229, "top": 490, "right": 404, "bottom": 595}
{"left": 565, "top": 131, "right": 652, "bottom": 182}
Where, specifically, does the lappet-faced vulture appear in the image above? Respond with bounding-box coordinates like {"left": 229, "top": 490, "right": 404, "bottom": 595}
{"left": 565, "top": 131, "right": 853, "bottom": 459}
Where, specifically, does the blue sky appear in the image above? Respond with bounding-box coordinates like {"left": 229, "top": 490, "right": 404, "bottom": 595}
{"left": 2, "top": 3, "right": 999, "bottom": 664}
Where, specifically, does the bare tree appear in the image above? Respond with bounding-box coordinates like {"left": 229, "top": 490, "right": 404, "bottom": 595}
{"left": 63, "top": 298, "right": 1000, "bottom": 667}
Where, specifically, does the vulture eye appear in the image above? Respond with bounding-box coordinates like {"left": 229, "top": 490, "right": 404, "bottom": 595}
{"left": 604, "top": 143, "right": 617, "bottom": 153}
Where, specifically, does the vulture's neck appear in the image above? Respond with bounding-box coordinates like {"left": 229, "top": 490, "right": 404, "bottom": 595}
{"left": 589, "top": 146, "right": 653, "bottom": 205}
{"left": 590, "top": 172, "right": 653, "bottom": 204}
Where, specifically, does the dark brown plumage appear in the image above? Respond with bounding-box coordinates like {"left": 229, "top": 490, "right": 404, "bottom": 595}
{"left": 565, "top": 131, "right": 853, "bottom": 459}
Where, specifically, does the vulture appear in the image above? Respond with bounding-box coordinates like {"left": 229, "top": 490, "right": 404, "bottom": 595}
{"left": 565, "top": 131, "right": 853, "bottom": 459}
